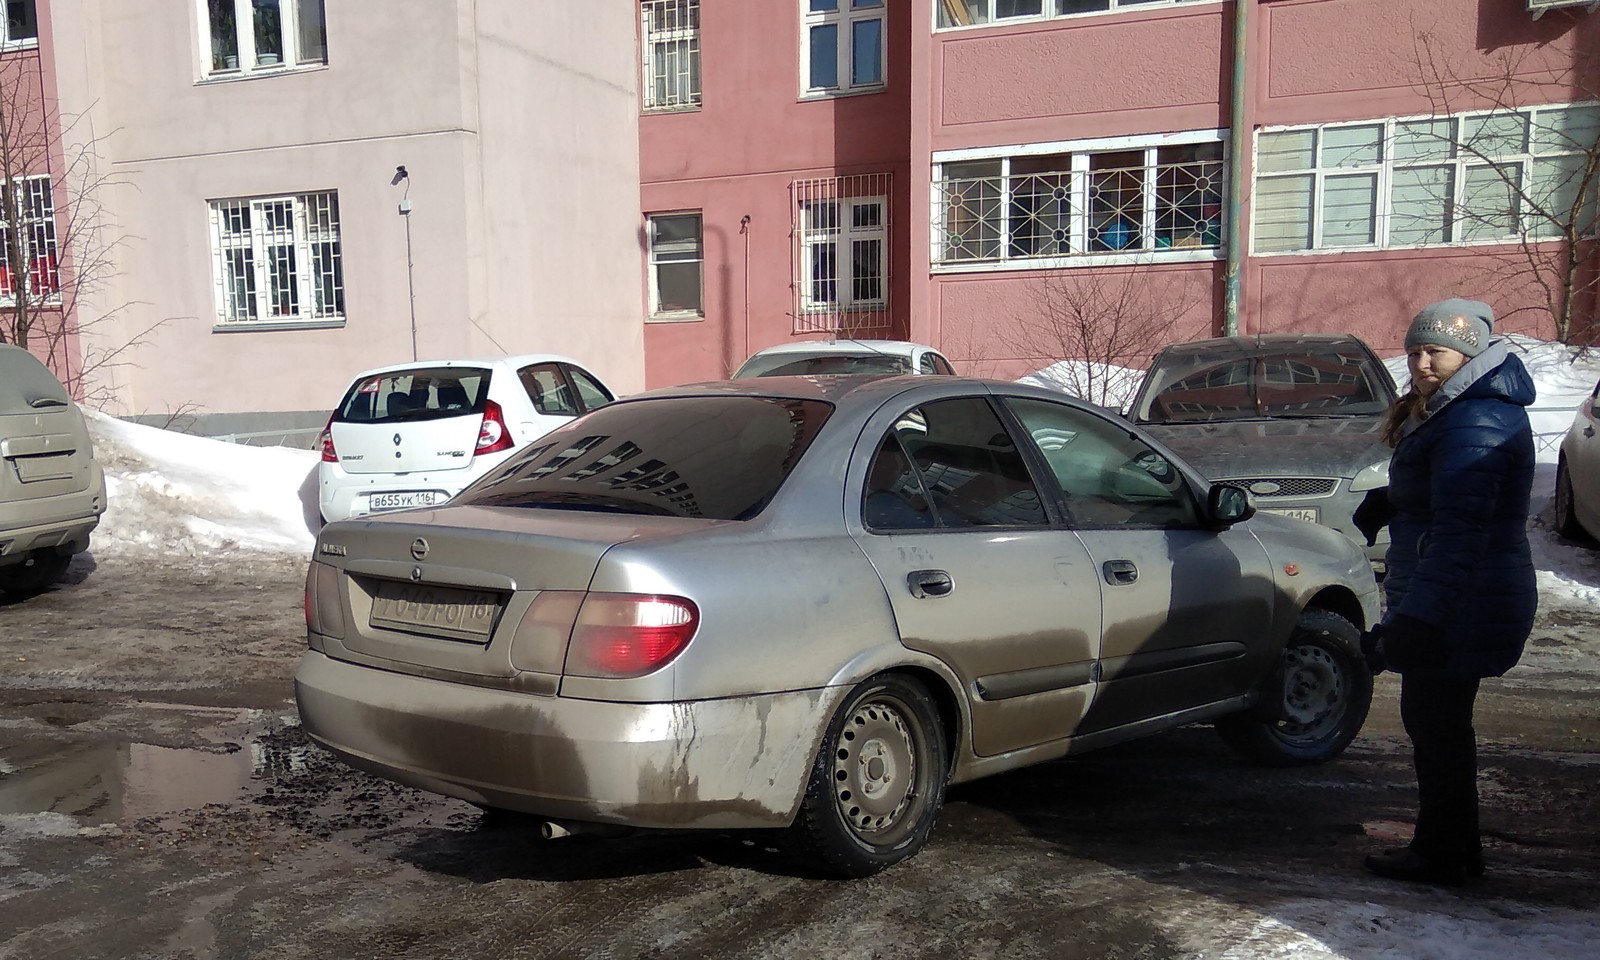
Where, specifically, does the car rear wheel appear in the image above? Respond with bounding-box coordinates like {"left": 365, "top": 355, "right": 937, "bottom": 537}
{"left": 0, "top": 550, "right": 72, "bottom": 598}
{"left": 1217, "top": 609, "right": 1371, "bottom": 767}
{"left": 789, "top": 674, "right": 948, "bottom": 878}
{"left": 1554, "top": 460, "right": 1591, "bottom": 542}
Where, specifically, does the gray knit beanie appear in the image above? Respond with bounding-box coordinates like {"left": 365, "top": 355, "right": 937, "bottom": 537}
{"left": 1404, "top": 298, "right": 1494, "bottom": 358}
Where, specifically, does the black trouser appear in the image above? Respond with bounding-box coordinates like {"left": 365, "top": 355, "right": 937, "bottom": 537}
{"left": 1399, "top": 670, "right": 1482, "bottom": 866}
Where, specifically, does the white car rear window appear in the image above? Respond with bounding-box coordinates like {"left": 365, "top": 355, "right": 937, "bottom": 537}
{"left": 334, "top": 367, "right": 491, "bottom": 423}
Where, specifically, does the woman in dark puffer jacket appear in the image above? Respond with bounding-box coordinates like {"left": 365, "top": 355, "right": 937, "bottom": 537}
{"left": 1363, "top": 298, "right": 1536, "bottom": 886}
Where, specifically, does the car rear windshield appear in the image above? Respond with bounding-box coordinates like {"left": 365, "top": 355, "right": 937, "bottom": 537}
{"left": 333, "top": 367, "right": 491, "bottom": 423}
{"left": 454, "top": 396, "right": 832, "bottom": 521}
{"left": 0, "top": 346, "right": 71, "bottom": 415}
{"left": 1133, "top": 346, "right": 1394, "bottom": 423}
{"left": 737, "top": 353, "right": 911, "bottom": 378}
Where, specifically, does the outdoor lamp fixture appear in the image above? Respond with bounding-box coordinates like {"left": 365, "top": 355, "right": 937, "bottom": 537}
{"left": 391, "top": 165, "right": 418, "bottom": 361}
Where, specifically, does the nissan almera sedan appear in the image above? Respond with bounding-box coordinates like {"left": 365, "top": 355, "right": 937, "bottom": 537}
{"left": 296, "top": 375, "right": 1380, "bottom": 877}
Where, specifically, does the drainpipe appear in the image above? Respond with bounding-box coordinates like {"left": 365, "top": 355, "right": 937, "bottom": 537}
{"left": 1223, "top": 0, "right": 1249, "bottom": 337}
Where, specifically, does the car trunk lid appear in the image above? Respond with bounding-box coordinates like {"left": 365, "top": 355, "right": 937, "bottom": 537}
{"left": 329, "top": 415, "right": 484, "bottom": 475}
{"left": 0, "top": 408, "right": 93, "bottom": 506}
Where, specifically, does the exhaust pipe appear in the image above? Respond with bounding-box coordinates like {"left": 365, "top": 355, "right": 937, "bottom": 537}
{"left": 540, "top": 820, "right": 574, "bottom": 840}
{"left": 539, "top": 819, "right": 636, "bottom": 840}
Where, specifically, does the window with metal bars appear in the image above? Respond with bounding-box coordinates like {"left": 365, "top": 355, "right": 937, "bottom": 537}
{"left": 933, "top": 134, "right": 1224, "bottom": 267}
{"left": 208, "top": 192, "right": 343, "bottom": 326}
{"left": 641, "top": 0, "right": 700, "bottom": 110}
{"left": 201, "top": 0, "right": 327, "bottom": 79}
{"left": 0, "top": 176, "right": 60, "bottom": 305}
{"left": 792, "top": 174, "right": 890, "bottom": 333}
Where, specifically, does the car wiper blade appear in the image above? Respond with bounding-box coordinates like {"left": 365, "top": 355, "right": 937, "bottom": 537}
{"left": 28, "top": 397, "right": 69, "bottom": 408}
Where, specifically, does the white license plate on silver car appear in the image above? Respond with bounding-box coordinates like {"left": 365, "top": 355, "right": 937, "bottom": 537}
{"left": 368, "top": 491, "right": 442, "bottom": 512}
{"left": 1259, "top": 507, "right": 1319, "bottom": 523}
{"left": 369, "top": 582, "right": 501, "bottom": 641}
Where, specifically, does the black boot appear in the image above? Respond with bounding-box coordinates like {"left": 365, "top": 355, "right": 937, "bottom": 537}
{"left": 1363, "top": 847, "right": 1470, "bottom": 886}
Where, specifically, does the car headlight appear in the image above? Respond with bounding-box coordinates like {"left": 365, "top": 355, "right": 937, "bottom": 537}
{"left": 1349, "top": 459, "right": 1390, "bottom": 492}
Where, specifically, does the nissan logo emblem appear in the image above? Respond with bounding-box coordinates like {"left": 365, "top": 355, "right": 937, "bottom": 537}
{"left": 410, "top": 537, "right": 430, "bottom": 561}
{"left": 1249, "top": 481, "right": 1282, "bottom": 496}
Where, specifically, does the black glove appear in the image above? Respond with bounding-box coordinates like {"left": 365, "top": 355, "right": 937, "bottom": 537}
{"left": 1382, "top": 614, "right": 1448, "bottom": 672}
{"left": 1352, "top": 487, "right": 1394, "bottom": 546}
{"left": 1359, "top": 623, "right": 1387, "bottom": 676}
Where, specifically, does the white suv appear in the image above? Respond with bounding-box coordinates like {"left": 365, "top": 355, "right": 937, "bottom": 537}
{"left": 0, "top": 345, "right": 106, "bottom": 597}
{"left": 317, "top": 354, "right": 614, "bottom": 523}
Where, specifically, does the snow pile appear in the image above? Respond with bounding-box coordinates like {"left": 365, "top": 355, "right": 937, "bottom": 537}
{"left": 85, "top": 410, "right": 318, "bottom": 558}
{"left": 1018, "top": 359, "right": 1145, "bottom": 413}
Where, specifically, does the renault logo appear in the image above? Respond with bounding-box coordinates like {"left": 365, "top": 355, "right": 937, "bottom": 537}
{"left": 393, "top": 433, "right": 402, "bottom": 445}
{"left": 410, "top": 537, "right": 429, "bottom": 561}
{"left": 1249, "top": 481, "right": 1283, "bottom": 496}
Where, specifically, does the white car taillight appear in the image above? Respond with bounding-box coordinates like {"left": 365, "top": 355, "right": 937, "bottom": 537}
{"left": 317, "top": 415, "right": 338, "bottom": 463}
{"left": 562, "top": 593, "right": 699, "bottom": 679}
{"left": 475, "top": 399, "right": 514, "bottom": 455}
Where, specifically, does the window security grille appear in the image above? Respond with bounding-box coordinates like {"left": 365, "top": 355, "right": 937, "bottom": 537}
{"left": 641, "top": 0, "right": 701, "bottom": 110}
{"left": 791, "top": 174, "right": 891, "bottom": 335}
{"left": 209, "top": 192, "right": 343, "bottom": 325}
{"left": 0, "top": 176, "right": 59, "bottom": 304}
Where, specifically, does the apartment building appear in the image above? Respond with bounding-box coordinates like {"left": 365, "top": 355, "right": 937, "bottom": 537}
{"left": 42, "top": 0, "right": 645, "bottom": 436}
{"left": 638, "top": 0, "right": 1600, "bottom": 386}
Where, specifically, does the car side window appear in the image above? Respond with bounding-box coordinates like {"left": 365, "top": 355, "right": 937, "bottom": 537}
{"left": 1006, "top": 397, "right": 1199, "bottom": 529}
{"left": 930, "top": 353, "right": 956, "bottom": 376}
{"left": 891, "top": 398, "right": 1047, "bottom": 528}
{"left": 566, "top": 366, "right": 614, "bottom": 412}
{"left": 862, "top": 434, "right": 937, "bottom": 530}
{"left": 918, "top": 353, "right": 937, "bottom": 375}
{"left": 519, "top": 365, "right": 579, "bottom": 416}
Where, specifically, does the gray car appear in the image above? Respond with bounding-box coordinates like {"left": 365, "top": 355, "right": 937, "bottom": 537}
{"left": 296, "top": 375, "right": 1380, "bottom": 876}
{"left": 1127, "top": 334, "right": 1398, "bottom": 569}
{"left": 0, "top": 345, "right": 106, "bottom": 597}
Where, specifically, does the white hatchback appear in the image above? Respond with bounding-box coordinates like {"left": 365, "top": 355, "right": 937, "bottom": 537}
{"left": 317, "top": 354, "right": 614, "bottom": 523}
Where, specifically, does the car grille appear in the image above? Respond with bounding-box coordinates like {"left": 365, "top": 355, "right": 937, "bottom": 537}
{"left": 1219, "top": 477, "right": 1339, "bottom": 499}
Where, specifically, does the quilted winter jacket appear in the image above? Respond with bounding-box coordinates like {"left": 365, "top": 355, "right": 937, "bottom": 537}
{"left": 1383, "top": 341, "right": 1537, "bottom": 678}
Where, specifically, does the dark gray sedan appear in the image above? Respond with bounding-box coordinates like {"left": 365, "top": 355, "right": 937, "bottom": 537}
{"left": 296, "top": 375, "right": 1379, "bottom": 877}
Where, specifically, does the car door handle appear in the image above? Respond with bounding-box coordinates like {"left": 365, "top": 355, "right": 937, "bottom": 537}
{"left": 1102, "top": 560, "right": 1139, "bottom": 586}
{"left": 907, "top": 569, "right": 954, "bottom": 599}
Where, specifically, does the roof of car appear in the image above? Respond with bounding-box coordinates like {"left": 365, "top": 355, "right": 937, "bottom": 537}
{"left": 343, "top": 353, "right": 590, "bottom": 380}
{"left": 743, "top": 339, "right": 938, "bottom": 359}
{"left": 1153, "top": 334, "right": 1378, "bottom": 359}
{"left": 613, "top": 374, "right": 1100, "bottom": 414}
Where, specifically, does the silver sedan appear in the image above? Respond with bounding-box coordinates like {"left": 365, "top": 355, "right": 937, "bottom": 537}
{"left": 295, "top": 375, "right": 1380, "bottom": 877}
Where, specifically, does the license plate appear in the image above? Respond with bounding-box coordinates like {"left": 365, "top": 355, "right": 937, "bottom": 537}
{"left": 1259, "top": 507, "right": 1319, "bottom": 523}
{"left": 368, "top": 491, "right": 442, "bottom": 512}
{"left": 370, "top": 582, "right": 502, "bottom": 641}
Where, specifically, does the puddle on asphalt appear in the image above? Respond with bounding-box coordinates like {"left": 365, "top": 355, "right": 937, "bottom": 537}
{"left": 0, "top": 733, "right": 311, "bottom": 822}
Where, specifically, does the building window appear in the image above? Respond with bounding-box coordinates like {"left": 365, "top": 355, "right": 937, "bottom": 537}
{"left": 936, "top": 0, "right": 1210, "bottom": 30}
{"left": 802, "top": 0, "right": 885, "bottom": 97}
{"left": 647, "top": 212, "right": 703, "bottom": 319}
{"left": 201, "top": 0, "right": 327, "bottom": 78}
{"left": 933, "top": 134, "right": 1224, "bottom": 267}
{"left": 2, "top": 0, "right": 37, "bottom": 46}
{"left": 792, "top": 174, "right": 891, "bottom": 333}
{"left": 0, "top": 176, "right": 59, "bottom": 305}
{"left": 1254, "top": 102, "right": 1600, "bottom": 254}
{"left": 641, "top": 1, "right": 700, "bottom": 111}
{"left": 208, "top": 192, "right": 343, "bottom": 326}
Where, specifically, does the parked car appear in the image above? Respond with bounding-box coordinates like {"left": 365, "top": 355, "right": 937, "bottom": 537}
{"left": 733, "top": 339, "right": 956, "bottom": 378}
{"left": 1555, "top": 375, "right": 1600, "bottom": 542}
{"left": 297, "top": 374, "right": 1380, "bottom": 877}
{"left": 1127, "top": 334, "right": 1398, "bottom": 568}
{"left": 0, "top": 344, "right": 106, "bottom": 597}
{"left": 316, "top": 354, "right": 614, "bottom": 523}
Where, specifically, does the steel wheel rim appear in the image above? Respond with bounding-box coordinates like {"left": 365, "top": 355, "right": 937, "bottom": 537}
{"left": 832, "top": 695, "right": 920, "bottom": 846}
{"left": 1276, "top": 642, "right": 1344, "bottom": 742}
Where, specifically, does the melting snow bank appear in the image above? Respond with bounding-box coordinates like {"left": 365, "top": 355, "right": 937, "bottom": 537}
{"left": 84, "top": 410, "right": 318, "bottom": 558}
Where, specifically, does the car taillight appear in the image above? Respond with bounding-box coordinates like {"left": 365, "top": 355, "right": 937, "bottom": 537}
{"left": 563, "top": 594, "right": 699, "bottom": 679}
{"left": 317, "top": 415, "right": 338, "bottom": 463}
{"left": 475, "top": 399, "right": 513, "bottom": 455}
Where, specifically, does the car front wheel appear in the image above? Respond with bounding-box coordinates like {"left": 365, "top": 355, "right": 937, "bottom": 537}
{"left": 789, "top": 674, "right": 948, "bottom": 878}
{"left": 1217, "top": 609, "right": 1372, "bottom": 766}
{"left": 1554, "top": 460, "right": 1591, "bottom": 542}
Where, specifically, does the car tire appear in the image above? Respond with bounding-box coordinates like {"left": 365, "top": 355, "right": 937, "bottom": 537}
{"left": 789, "top": 673, "right": 948, "bottom": 878}
{"left": 1217, "top": 609, "right": 1372, "bottom": 767}
{"left": 0, "top": 550, "right": 73, "bottom": 598}
{"left": 1554, "top": 460, "right": 1592, "bottom": 543}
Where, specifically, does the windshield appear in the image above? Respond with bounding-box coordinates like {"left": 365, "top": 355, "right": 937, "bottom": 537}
{"left": 735, "top": 353, "right": 911, "bottom": 378}
{"left": 454, "top": 396, "right": 832, "bottom": 521}
{"left": 1133, "top": 347, "right": 1395, "bottom": 424}
{"left": 333, "top": 367, "right": 491, "bottom": 423}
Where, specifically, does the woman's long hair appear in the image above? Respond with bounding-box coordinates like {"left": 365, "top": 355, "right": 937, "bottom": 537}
{"left": 1381, "top": 389, "right": 1428, "bottom": 447}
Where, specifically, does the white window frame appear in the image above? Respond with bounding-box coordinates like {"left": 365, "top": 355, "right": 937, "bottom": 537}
{"left": 207, "top": 191, "right": 344, "bottom": 328}
{"left": 197, "top": 0, "right": 327, "bottom": 81}
{"left": 0, "top": 174, "right": 59, "bottom": 306}
{"left": 934, "top": 0, "right": 1217, "bottom": 32}
{"left": 931, "top": 129, "right": 1227, "bottom": 272}
{"left": 1252, "top": 102, "right": 1600, "bottom": 256}
{"left": 800, "top": 195, "right": 889, "bottom": 312}
{"left": 641, "top": 0, "right": 701, "bottom": 111}
{"left": 646, "top": 211, "right": 704, "bottom": 321}
{"left": 1, "top": 0, "right": 39, "bottom": 48}
{"left": 801, "top": 0, "right": 887, "bottom": 99}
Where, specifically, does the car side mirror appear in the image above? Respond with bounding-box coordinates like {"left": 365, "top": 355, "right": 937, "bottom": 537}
{"left": 1207, "top": 483, "right": 1254, "bottom": 528}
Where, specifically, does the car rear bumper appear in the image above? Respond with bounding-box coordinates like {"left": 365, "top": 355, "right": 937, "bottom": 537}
{"left": 293, "top": 651, "right": 831, "bottom": 829}
{"left": 0, "top": 475, "right": 105, "bottom": 568}
{"left": 317, "top": 455, "right": 511, "bottom": 522}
